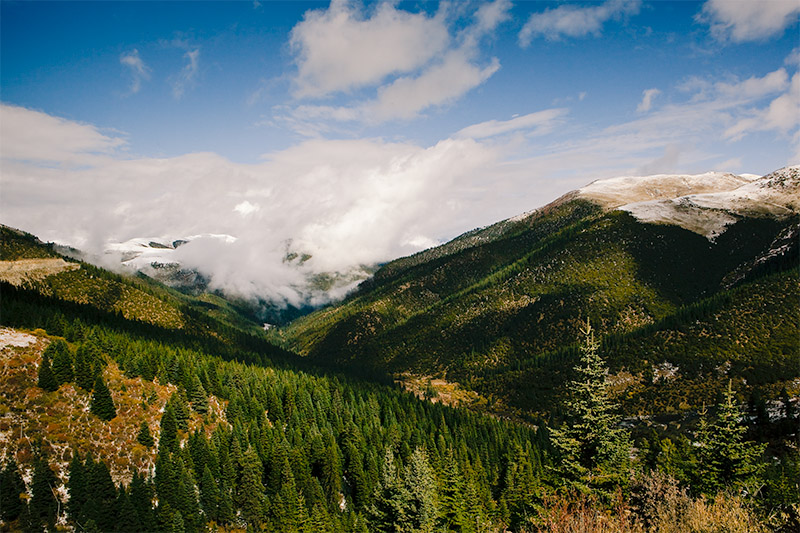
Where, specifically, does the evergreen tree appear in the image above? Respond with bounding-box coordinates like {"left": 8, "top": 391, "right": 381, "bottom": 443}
{"left": 137, "top": 421, "right": 155, "bottom": 448}
{"left": 90, "top": 374, "right": 116, "bottom": 420}
{"left": 130, "top": 471, "right": 155, "bottom": 531}
{"left": 67, "top": 451, "right": 88, "bottom": 526}
{"left": 74, "top": 342, "right": 96, "bottom": 391}
{"left": 187, "top": 374, "right": 209, "bottom": 414}
{"left": 368, "top": 449, "right": 412, "bottom": 532}
{"left": 0, "top": 458, "right": 25, "bottom": 522}
{"left": 170, "top": 391, "right": 190, "bottom": 431}
{"left": 116, "top": 489, "right": 143, "bottom": 533}
{"left": 549, "top": 320, "right": 632, "bottom": 499}
{"left": 87, "top": 459, "right": 118, "bottom": 532}
{"left": 199, "top": 465, "right": 220, "bottom": 523}
{"left": 696, "top": 380, "right": 767, "bottom": 495}
{"left": 37, "top": 353, "right": 58, "bottom": 392}
{"left": 174, "top": 458, "right": 201, "bottom": 533}
{"left": 160, "top": 402, "right": 180, "bottom": 453}
{"left": 237, "top": 446, "right": 266, "bottom": 526}
{"left": 48, "top": 339, "right": 73, "bottom": 385}
{"left": 403, "top": 447, "right": 438, "bottom": 533}
{"left": 29, "top": 454, "right": 58, "bottom": 531}
{"left": 155, "top": 450, "right": 176, "bottom": 510}
{"left": 438, "top": 452, "right": 468, "bottom": 532}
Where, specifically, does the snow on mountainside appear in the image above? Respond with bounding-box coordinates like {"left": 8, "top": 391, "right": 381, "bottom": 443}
{"left": 105, "top": 234, "right": 236, "bottom": 270}
{"left": 578, "top": 167, "right": 799, "bottom": 239}
{"left": 578, "top": 171, "right": 756, "bottom": 209}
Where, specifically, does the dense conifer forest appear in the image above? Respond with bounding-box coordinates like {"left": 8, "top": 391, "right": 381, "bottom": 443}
{"left": 0, "top": 207, "right": 798, "bottom": 531}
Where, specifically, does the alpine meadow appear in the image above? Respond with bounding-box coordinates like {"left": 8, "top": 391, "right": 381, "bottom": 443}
{"left": 1, "top": 1, "right": 799, "bottom": 532}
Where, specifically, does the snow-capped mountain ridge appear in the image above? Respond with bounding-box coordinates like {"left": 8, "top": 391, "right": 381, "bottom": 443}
{"left": 574, "top": 167, "right": 798, "bottom": 239}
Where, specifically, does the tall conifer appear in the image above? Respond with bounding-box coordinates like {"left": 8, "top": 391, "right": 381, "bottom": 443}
{"left": 90, "top": 374, "right": 116, "bottom": 420}
{"left": 549, "top": 320, "right": 631, "bottom": 499}
{"left": 0, "top": 458, "right": 25, "bottom": 522}
{"left": 37, "top": 354, "right": 58, "bottom": 392}
{"left": 48, "top": 339, "right": 73, "bottom": 385}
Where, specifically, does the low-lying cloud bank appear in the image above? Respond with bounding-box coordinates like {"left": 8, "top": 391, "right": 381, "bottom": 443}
{"left": 0, "top": 104, "right": 523, "bottom": 308}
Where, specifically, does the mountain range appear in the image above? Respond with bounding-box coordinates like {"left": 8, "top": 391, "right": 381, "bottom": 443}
{"left": 277, "top": 166, "right": 799, "bottom": 420}
{"left": 1, "top": 166, "right": 797, "bottom": 424}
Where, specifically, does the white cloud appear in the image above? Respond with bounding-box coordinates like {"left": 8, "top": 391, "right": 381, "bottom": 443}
{"left": 234, "top": 201, "right": 260, "bottom": 216}
{"left": 699, "top": 0, "right": 800, "bottom": 42}
{"left": 366, "top": 51, "right": 500, "bottom": 121}
{"left": 0, "top": 104, "right": 125, "bottom": 164}
{"left": 474, "top": 0, "right": 512, "bottom": 34}
{"left": 455, "top": 108, "right": 568, "bottom": 139}
{"left": 786, "top": 48, "right": 800, "bottom": 68}
{"left": 283, "top": 0, "right": 508, "bottom": 128}
{"left": 724, "top": 72, "right": 800, "bottom": 141}
{"left": 120, "top": 49, "right": 150, "bottom": 95}
{"left": 290, "top": 0, "right": 449, "bottom": 98}
{"left": 172, "top": 48, "right": 200, "bottom": 99}
{"left": 1, "top": 105, "right": 505, "bottom": 307}
{"left": 519, "top": 0, "right": 641, "bottom": 45}
{"left": 637, "top": 88, "right": 661, "bottom": 113}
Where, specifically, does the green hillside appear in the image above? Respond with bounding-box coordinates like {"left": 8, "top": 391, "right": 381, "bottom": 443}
{"left": 280, "top": 198, "right": 799, "bottom": 419}
{"left": 0, "top": 224, "right": 265, "bottom": 337}
{"left": 1, "top": 218, "right": 797, "bottom": 531}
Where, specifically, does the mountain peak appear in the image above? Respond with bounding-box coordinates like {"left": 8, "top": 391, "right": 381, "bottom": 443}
{"left": 577, "top": 171, "right": 754, "bottom": 210}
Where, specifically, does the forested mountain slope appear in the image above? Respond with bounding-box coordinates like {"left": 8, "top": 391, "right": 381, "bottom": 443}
{"left": 280, "top": 167, "right": 800, "bottom": 419}
{"left": 0, "top": 225, "right": 549, "bottom": 532}
{"left": 0, "top": 172, "right": 797, "bottom": 531}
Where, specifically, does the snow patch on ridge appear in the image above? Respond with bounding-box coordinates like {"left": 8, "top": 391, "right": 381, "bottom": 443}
{"left": 578, "top": 172, "right": 753, "bottom": 209}
{"left": 579, "top": 167, "right": 799, "bottom": 240}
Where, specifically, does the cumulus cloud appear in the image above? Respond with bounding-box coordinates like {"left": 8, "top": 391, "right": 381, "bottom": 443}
{"left": 636, "top": 88, "right": 661, "bottom": 113}
{"left": 699, "top": 0, "right": 800, "bottom": 42}
{"left": 366, "top": 51, "right": 500, "bottom": 121}
{"left": 1, "top": 105, "right": 506, "bottom": 307}
{"left": 290, "top": 0, "right": 449, "bottom": 98}
{"left": 455, "top": 108, "right": 568, "bottom": 139}
{"left": 283, "top": 0, "right": 509, "bottom": 128}
{"left": 519, "top": 0, "right": 641, "bottom": 45}
{"left": 120, "top": 49, "right": 150, "bottom": 95}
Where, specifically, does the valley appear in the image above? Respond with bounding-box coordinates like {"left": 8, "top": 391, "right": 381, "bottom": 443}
{"left": 0, "top": 167, "right": 797, "bottom": 532}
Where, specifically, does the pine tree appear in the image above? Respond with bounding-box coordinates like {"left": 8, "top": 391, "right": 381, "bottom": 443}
{"left": 160, "top": 402, "right": 179, "bottom": 453}
{"left": 67, "top": 451, "right": 88, "bottom": 526}
{"left": 170, "top": 391, "right": 190, "bottom": 431}
{"left": 237, "top": 446, "right": 266, "bottom": 526}
{"left": 29, "top": 454, "right": 58, "bottom": 531}
{"left": 74, "top": 342, "right": 97, "bottom": 391}
{"left": 116, "top": 489, "right": 143, "bottom": 533}
{"left": 0, "top": 458, "right": 25, "bottom": 522}
{"left": 187, "top": 374, "right": 209, "bottom": 414}
{"left": 549, "top": 320, "right": 631, "bottom": 499}
{"left": 48, "top": 339, "right": 73, "bottom": 385}
{"left": 90, "top": 374, "right": 116, "bottom": 420}
{"left": 368, "top": 449, "right": 412, "bottom": 532}
{"left": 403, "top": 447, "right": 438, "bottom": 533}
{"left": 696, "top": 380, "right": 766, "bottom": 495}
{"left": 137, "top": 421, "right": 155, "bottom": 448}
{"left": 199, "top": 465, "right": 220, "bottom": 523}
{"left": 130, "top": 470, "right": 155, "bottom": 531}
{"left": 37, "top": 353, "right": 58, "bottom": 392}
{"left": 87, "top": 459, "right": 118, "bottom": 532}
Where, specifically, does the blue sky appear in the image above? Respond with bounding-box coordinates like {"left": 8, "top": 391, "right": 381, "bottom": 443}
{"left": 1, "top": 0, "right": 799, "bottom": 304}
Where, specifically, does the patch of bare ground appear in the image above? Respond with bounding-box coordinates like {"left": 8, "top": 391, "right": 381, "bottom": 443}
{"left": 0, "top": 258, "right": 79, "bottom": 286}
{"left": 396, "top": 372, "right": 485, "bottom": 409}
